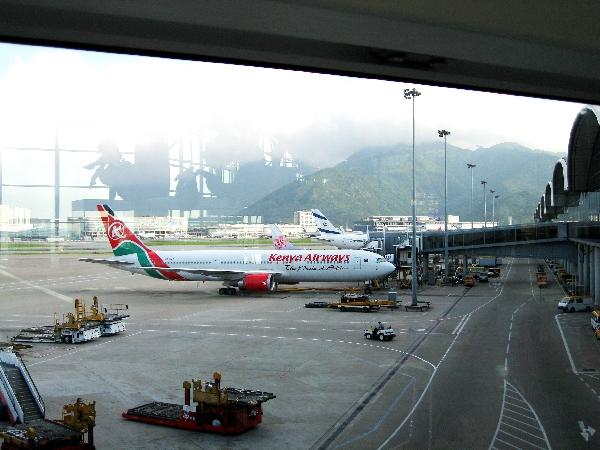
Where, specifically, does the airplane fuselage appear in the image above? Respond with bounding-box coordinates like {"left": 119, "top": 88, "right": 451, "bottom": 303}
{"left": 312, "top": 234, "right": 369, "bottom": 250}
{"left": 115, "top": 248, "right": 393, "bottom": 282}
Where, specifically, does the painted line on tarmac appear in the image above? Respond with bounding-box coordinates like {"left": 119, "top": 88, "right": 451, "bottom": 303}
{"left": 25, "top": 330, "right": 145, "bottom": 366}
{"left": 0, "top": 268, "right": 73, "bottom": 303}
{"left": 555, "top": 314, "right": 578, "bottom": 374}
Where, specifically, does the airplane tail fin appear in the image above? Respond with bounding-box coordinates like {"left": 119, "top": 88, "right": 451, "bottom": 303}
{"left": 270, "top": 224, "right": 300, "bottom": 250}
{"left": 311, "top": 209, "right": 340, "bottom": 235}
{"left": 97, "top": 204, "right": 152, "bottom": 257}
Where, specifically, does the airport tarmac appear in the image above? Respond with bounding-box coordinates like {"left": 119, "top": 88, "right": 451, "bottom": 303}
{"left": 0, "top": 250, "right": 474, "bottom": 449}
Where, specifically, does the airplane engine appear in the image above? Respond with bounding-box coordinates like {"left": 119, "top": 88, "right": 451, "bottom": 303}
{"left": 238, "top": 274, "right": 276, "bottom": 291}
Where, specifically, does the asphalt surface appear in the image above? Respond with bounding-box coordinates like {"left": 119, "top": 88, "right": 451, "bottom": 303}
{"left": 0, "top": 249, "right": 599, "bottom": 449}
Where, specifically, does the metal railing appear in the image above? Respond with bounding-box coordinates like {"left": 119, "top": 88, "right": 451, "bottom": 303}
{"left": 0, "top": 357, "right": 24, "bottom": 423}
{"left": 0, "top": 350, "right": 44, "bottom": 421}
{"left": 13, "top": 351, "right": 45, "bottom": 417}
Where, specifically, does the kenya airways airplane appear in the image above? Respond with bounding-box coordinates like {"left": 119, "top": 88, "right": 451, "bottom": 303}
{"left": 81, "top": 205, "right": 396, "bottom": 295}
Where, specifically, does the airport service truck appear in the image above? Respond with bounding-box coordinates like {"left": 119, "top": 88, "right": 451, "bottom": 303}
{"left": 478, "top": 256, "right": 502, "bottom": 267}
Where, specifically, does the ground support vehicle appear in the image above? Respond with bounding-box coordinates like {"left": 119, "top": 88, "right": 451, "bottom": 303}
{"left": 478, "top": 256, "right": 502, "bottom": 267}
{"left": 10, "top": 326, "right": 59, "bottom": 344}
{"left": 0, "top": 350, "right": 96, "bottom": 449}
{"left": 122, "top": 372, "right": 275, "bottom": 435}
{"left": 558, "top": 295, "right": 594, "bottom": 312}
{"left": 455, "top": 266, "right": 487, "bottom": 279}
{"left": 463, "top": 274, "right": 475, "bottom": 287}
{"left": 11, "top": 321, "right": 101, "bottom": 344}
{"left": 304, "top": 301, "right": 331, "bottom": 308}
{"left": 336, "top": 303, "right": 380, "bottom": 312}
{"left": 595, "top": 326, "right": 600, "bottom": 340}
{"left": 489, "top": 267, "right": 501, "bottom": 277}
{"left": 326, "top": 293, "right": 399, "bottom": 312}
{"left": 364, "top": 323, "right": 396, "bottom": 341}
{"left": 11, "top": 297, "right": 129, "bottom": 344}
{"left": 537, "top": 273, "right": 548, "bottom": 288}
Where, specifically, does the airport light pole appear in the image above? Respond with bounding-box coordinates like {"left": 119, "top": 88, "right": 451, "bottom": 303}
{"left": 494, "top": 194, "right": 499, "bottom": 226}
{"left": 405, "top": 87, "right": 420, "bottom": 306}
{"left": 438, "top": 129, "right": 451, "bottom": 282}
{"left": 467, "top": 164, "right": 476, "bottom": 229}
{"left": 490, "top": 190, "right": 495, "bottom": 226}
{"left": 481, "top": 180, "right": 488, "bottom": 228}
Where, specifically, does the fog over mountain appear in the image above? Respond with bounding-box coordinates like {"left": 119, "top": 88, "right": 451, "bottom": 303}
{"left": 245, "top": 141, "right": 564, "bottom": 227}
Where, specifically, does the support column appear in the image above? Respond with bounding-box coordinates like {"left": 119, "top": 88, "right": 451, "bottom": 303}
{"left": 595, "top": 248, "right": 600, "bottom": 307}
{"left": 590, "top": 248, "right": 595, "bottom": 300}
{"left": 583, "top": 246, "right": 590, "bottom": 296}
{"left": 463, "top": 254, "right": 468, "bottom": 278}
{"left": 578, "top": 246, "right": 584, "bottom": 296}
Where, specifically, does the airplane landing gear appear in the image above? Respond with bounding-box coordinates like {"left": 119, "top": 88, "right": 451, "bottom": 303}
{"left": 219, "top": 287, "right": 237, "bottom": 295}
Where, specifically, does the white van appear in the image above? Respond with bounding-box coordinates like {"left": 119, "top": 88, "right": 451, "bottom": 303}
{"left": 558, "top": 296, "right": 594, "bottom": 313}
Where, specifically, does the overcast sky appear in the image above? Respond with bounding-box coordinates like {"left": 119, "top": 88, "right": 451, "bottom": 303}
{"left": 0, "top": 42, "right": 586, "bottom": 217}
{"left": 0, "top": 43, "right": 583, "bottom": 159}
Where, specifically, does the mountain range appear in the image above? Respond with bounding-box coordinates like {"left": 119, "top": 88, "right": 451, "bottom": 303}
{"left": 244, "top": 142, "right": 565, "bottom": 227}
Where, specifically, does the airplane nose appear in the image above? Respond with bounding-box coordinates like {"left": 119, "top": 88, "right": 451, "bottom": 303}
{"left": 385, "top": 262, "right": 395, "bottom": 274}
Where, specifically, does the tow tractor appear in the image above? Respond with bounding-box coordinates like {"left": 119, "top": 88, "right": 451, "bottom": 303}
{"left": 364, "top": 322, "right": 396, "bottom": 341}
{"left": 122, "top": 371, "right": 276, "bottom": 434}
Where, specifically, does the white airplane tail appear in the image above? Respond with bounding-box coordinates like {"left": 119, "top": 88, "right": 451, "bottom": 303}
{"left": 311, "top": 209, "right": 341, "bottom": 235}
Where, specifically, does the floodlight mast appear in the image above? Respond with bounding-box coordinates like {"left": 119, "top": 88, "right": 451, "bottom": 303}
{"left": 405, "top": 88, "right": 420, "bottom": 306}
{"left": 481, "top": 180, "right": 488, "bottom": 229}
{"left": 493, "top": 193, "right": 499, "bottom": 225}
{"left": 467, "top": 164, "right": 476, "bottom": 230}
{"left": 438, "top": 129, "right": 450, "bottom": 283}
{"left": 490, "top": 190, "right": 496, "bottom": 226}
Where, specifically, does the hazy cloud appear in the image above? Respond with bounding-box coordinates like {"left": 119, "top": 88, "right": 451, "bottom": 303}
{"left": 0, "top": 43, "right": 585, "bottom": 217}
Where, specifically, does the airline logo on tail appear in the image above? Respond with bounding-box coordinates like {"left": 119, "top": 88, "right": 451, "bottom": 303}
{"left": 98, "top": 205, "right": 186, "bottom": 280}
{"left": 108, "top": 221, "right": 127, "bottom": 240}
{"left": 312, "top": 209, "right": 341, "bottom": 235}
{"left": 270, "top": 224, "right": 299, "bottom": 250}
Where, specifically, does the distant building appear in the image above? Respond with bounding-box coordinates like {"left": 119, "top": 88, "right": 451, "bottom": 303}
{"left": 294, "top": 210, "right": 317, "bottom": 232}
{"left": 75, "top": 215, "right": 188, "bottom": 239}
{"left": 0, "top": 205, "right": 33, "bottom": 233}
{"left": 205, "top": 223, "right": 304, "bottom": 239}
{"left": 355, "top": 215, "right": 490, "bottom": 232}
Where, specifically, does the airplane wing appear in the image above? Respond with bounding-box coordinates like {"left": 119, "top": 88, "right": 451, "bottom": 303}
{"left": 79, "top": 258, "right": 135, "bottom": 266}
{"left": 80, "top": 258, "right": 283, "bottom": 280}
{"left": 127, "top": 266, "right": 284, "bottom": 281}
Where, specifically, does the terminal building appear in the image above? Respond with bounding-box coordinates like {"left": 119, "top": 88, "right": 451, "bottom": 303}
{"left": 532, "top": 105, "right": 600, "bottom": 302}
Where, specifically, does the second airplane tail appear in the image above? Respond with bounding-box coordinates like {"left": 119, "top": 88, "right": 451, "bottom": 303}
{"left": 270, "top": 224, "right": 300, "bottom": 250}
{"left": 311, "top": 209, "right": 341, "bottom": 235}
